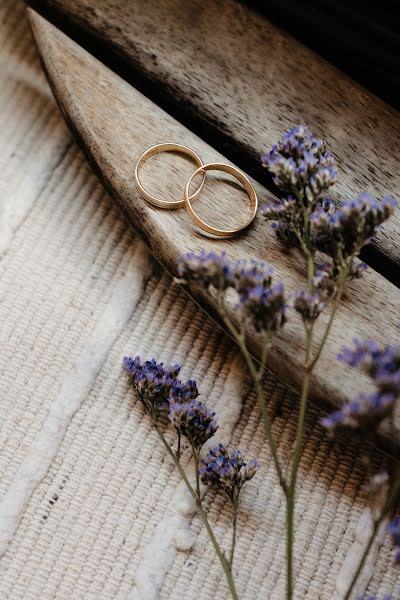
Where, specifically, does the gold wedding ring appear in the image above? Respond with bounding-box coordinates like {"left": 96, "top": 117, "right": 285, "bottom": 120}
{"left": 184, "top": 163, "right": 258, "bottom": 237}
{"left": 135, "top": 143, "right": 206, "bottom": 209}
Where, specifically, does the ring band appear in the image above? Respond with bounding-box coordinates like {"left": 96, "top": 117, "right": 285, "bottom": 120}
{"left": 184, "top": 163, "right": 258, "bottom": 237}
{"left": 135, "top": 143, "right": 206, "bottom": 209}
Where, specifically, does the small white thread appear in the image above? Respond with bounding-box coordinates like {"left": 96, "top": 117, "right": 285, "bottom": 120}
{"left": 0, "top": 241, "right": 153, "bottom": 556}
{"left": 131, "top": 353, "right": 246, "bottom": 600}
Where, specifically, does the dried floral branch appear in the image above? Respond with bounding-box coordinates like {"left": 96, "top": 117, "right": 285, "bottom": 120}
{"left": 178, "top": 125, "right": 397, "bottom": 600}
{"left": 122, "top": 356, "right": 258, "bottom": 600}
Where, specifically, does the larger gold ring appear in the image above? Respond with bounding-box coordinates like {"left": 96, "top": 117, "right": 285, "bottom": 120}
{"left": 184, "top": 163, "right": 258, "bottom": 237}
{"left": 135, "top": 143, "right": 206, "bottom": 209}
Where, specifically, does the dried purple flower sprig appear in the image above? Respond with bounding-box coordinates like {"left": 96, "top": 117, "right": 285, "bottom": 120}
{"left": 311, "top": 193, "right": 396, "bottom": 272}
{"left": 200, "top": 443, "right": 259, "bottom": 568}
{"left": 179, "top": 253, "right": 287, "bottom": 335}
{"left": 322, "top": 341, "right": 400, "bottom": 599}
{"left": 122, "top": 356, "right": 198, "bottom": 421}
{"left": 123, "top": 356, "right": 258, "bottom": 599}
{"left": 261, "top": 125, "right": 337, "bottom": 259}
{"left": 261, "top": 126, "right": 396, "bottom": 316}
{"left": 179, "top": 252, "right": 286, "bottom": 491}
{"left": 200, "top": 444, "right": 259, "bottom": 505}
{"left": 322, "top": 340, "right": 400, "bottom": 433}
{"left": 261, "top": 131, "right": 397, "bottom": 600}
{"left": 177, "top": 126, "right": 397, "bottom": 600}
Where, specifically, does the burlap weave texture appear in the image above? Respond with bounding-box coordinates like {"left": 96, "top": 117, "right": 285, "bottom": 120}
{"left": 0, "top": 2, "right": 398, "bottom": 598}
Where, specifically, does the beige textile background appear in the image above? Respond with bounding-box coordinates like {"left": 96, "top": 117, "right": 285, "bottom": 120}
{"left": 0, "top": 1, "right": 399, "bottom": 598}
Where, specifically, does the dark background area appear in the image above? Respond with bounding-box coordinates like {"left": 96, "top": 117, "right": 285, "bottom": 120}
{"left": 248, "top": 0, "right": 400, "bottom": 110}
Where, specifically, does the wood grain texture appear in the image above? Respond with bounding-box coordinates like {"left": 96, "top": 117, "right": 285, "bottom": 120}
{"left": 28, "top": 0, "right": 400, "bottom": 278}
{"left": 28, "top": 9, "right": 400, "bottom": 437}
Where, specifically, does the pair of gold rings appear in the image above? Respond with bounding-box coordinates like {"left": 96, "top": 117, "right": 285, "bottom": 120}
{"left": 134, "top": 143, "right": 258, "bottom": 237}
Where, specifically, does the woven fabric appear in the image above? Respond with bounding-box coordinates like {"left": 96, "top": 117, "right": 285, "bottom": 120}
{"left": 0, "top": 1, "right": 398, "bottom": 598}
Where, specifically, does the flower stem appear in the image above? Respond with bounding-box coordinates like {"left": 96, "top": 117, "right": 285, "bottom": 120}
{"left": 193, "top": 446, "right": 239, "bottom": 600}
{"left": 152, "top": 424, "right": 239, "bottom": 600}
{"left": 177, "top": 432, "right": 181, "bottom": 460}
{"left": 308, "top": 266, "right": 348, "bottom": 372}
{"left": 342, "top": 517, "right": 383, "bottom": 600}
{"left": 229, "top": 503, "right": 238, "bottom": 569}
{"left": 343, "top": 474, "right": 400, "bottom": 600}
{"left": 191, "top": 445, "right": 202, "bottom": 503}
{"left": 306, "top": 253, "right": 315, "bottom": 294}
{"left": 216, "top": 297, "right": 287, "bottom": 494}
{"left": 285, "top": 323, "right": 314, "bottom": 600}
{"left": 223, "top": 313, "right": 287, "bottom": 493}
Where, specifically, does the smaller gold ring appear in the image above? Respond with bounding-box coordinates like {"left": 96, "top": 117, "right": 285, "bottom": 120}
{"left": 135, "top": 143, "right": 206, "bottom": 209}
{"left": 184, "top": 163, "right": 258, "bottom": 237}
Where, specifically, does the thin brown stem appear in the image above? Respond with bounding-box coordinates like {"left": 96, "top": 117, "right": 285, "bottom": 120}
{"left": 343, "top": 471, "right": 400, "bottom": 600}
{"left": 229, "top": 503, "right": 238, "bottom": 569}
{"left": 306, "top": 253, "right": 315, "bottom": 294}
{"left": 285, "top": 323, "right": 314, "bottom": 600}
{"left": 153, "top": 423, "right": 239, "bottom": 600}
{"left": 342, "top": 517, "right": 382, "bottom": 600}
{"left": 216, "top": 296, "right": 287, "bottom": 494}
{"left": 308, "top": 266, "right": 348, "bottom": 372}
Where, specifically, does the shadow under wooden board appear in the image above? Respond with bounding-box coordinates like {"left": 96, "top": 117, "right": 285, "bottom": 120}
{"left": 27, "top": 0, "right": 400, "bottom": 283}
{"left": 28, "top": 9, "right": 400, "bottom": 440}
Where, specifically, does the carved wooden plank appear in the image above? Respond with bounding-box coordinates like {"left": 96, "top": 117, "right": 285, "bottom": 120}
{"left": 27, "top": 9, "right": 400, "bottom": 436}
{"left": 28, "top": 0, "right": 400, "bottom": 280}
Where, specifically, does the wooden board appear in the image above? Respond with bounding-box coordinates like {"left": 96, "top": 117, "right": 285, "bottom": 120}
{"left": 27, "top": 9, "right": 400, "bottom": 438}
{"left": 27, "top": 0, "right": 400, "bottom": 282}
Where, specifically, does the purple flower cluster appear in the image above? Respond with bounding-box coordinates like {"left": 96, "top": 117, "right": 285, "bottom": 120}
{"left": 240, "top": 282, "right": 286, "bottom": 332}
{"left": 339, "top": 341, "right": 400, "bottom": 392}
{"left": 261, "top": 125, "right": 337, "bottom": 202}
{"left": 179, "top": 252, "right": 287, "bottom": 334}
{"left": 230, "top": 259, "right": 286, "bottom": 331}
{"left": 232, "top": 259, "right": 273, "bottom": 296}
{"left": 311, "top": 259, "right": 368, "bottom": 302}
{"left": 311, "top": 193, "right": 396, "bottom": 266}
{"left": 293, "top": 289, "right": 325, "bottom": 323}
{"left": 261, "top": 126, "right": 337, "bottom": 246}
{"left": 321, "top": 392, "right": 396, "bottom": 431}
{"left": 200, "top": 444, "right": 259, "bottom": 501}
{"left": 178, "top": 251, "right": 232, "bottom": 290}
{"left": 122, "top": 356, "right": 198, "bottom": 419}
{"left": 387, "top": 517, "right": 400, "bottom": 564}
{"left": 322, "top": 340, "right": 400, "bottom": 431}
{"left": 261, "top": 127, "right": 396, "bottom": 281}
{"left": 169, "top": 400, "right": 219, "bottom": 450}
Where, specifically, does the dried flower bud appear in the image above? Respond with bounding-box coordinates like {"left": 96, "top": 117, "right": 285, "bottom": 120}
{"left": 261, "top": 126, "right": 337, "bottom": 204}
{"left": 321, "top": 392, "right": 396, "bottom": 432}
{"left": 311, "top": 194, "right": 397, "bottom": 265}
{"left": 338, "top": 341, "right": 400, "bottom": 392}
{"left": 123, "top": 356, "right": 197, "bottom": 419}
{"left": 293, "top": 289, "right": 325, "bottom": 323}
{"left": 199, "top": 443, "right": 259, "bottom": 501}
{"left": 169, "top": 400, "right": 219, "bottom": 450}
{"left": 179, "top": 252, "right": 287, "bottom": 334}
{"left": 239, "top": 282, "right": 286, "bottom": 333}
{"left": 232, "top": 259, "right": 273, "bottom": 296}
{"left": 178, "top": 251, "right": 232, "bottom": 290}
